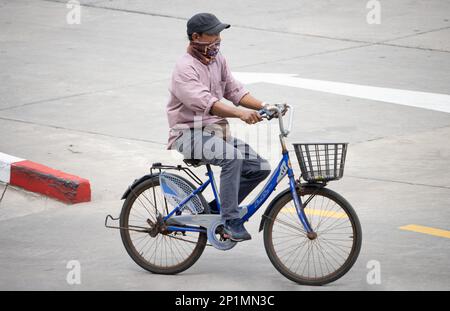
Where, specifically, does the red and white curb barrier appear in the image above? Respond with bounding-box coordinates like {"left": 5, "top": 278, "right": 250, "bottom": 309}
{"left": 0, "top": 152, "right": 91, "bottom": 204}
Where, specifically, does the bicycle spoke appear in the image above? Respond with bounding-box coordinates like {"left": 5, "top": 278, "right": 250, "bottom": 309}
{"left": 318, "top": 224, "right": 352, "bottom": 235}
{"left": 313, "top": 241, "right": 326, "bottom": 276}
{"left": 315, "top": 238, "right": 339, "bottom": 272}
{"left": 281, "top": 239, "right": 310, "bottom": 269}
{"left": 318, "top": 238, "right": 349, "bottom": 262}
{"left": 275, "top": 237, "right": 308, "bottom": 257}
{"left": 314, "top": 200, "right": 337, "bottom": 231}
{"left": 317, "top": 215, "right": 350, "bottom": 234}
{"left": 272, "top": 235, "right": 304, "bottom": 247}
{"left": 272, "top": 217, "right": 307, "bottom": 235}
{"left": 132, "top": 190, "right": 157, "bottom": 219}
{"left": 298, "top": 241, "right": 313, "bottom": 276}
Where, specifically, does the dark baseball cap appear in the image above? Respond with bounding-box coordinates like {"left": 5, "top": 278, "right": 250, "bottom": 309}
{"left": 187, "top": 13, "right": 230, "bottom": 35}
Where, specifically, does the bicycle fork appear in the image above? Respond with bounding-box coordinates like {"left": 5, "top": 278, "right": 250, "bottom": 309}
{"left": 287, "top": 168, "right": 317, "bottom": 240}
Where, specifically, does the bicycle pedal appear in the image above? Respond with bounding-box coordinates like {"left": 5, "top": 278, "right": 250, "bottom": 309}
{"left": 222, "top": 233, "right": 244, "bottom": 242}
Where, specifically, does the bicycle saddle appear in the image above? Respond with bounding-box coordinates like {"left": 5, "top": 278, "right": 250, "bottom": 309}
{"left": 183, "top": 158, "right": 204, "bottom": 167}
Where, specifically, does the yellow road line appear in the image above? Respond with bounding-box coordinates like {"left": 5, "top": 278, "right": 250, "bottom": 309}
{"left": 399, "top": 224, "right": 450, "bottom": 239}
{"left": 281, "top": 207, "right": 347, "bottom": 219}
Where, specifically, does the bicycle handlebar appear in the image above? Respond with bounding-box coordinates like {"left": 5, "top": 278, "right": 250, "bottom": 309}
{"left": 258, "top": 103, "right": 293, "bottom": 137}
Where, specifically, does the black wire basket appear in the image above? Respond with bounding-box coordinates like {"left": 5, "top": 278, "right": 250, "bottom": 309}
{"left": 292, "top": 143, "right": 348, "bottom": 183}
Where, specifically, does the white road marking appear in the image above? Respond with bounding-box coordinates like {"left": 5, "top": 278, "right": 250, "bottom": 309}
{"left": 233, "top": 72, "right": 450, "bottom": 114}
{"left": 0, "top": 152, "right": 24, "bottom": 183}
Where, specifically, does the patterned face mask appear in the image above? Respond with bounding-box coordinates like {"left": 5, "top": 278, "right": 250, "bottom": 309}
{"left": 187, "top": 38, "right": 221, "bottom": 65}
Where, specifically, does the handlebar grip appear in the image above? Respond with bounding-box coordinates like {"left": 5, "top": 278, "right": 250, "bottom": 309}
{"left": 260, "top": 108, "right": 277, "bottom": 120}
{"left": 258, "top": 103, "right": 292, "bottom": 136}
{"left": 259, "top": 104, "right": 289, "bottom": 121}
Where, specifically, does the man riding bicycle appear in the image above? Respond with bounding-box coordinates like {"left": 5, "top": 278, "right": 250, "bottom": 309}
{"left": 166, "top": 13, "right": 272, "bottom": 242}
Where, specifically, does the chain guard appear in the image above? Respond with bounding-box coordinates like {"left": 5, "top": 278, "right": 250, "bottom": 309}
{"left": 207, "top": 219, "right": 237, "bottom": 251}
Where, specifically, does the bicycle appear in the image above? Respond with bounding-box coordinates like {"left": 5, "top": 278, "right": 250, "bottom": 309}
{"left": 105, "top": 104, "right": 362, "bottom": 285}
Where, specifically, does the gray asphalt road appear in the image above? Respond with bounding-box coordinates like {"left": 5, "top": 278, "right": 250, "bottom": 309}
{"left": 0, "top": 0, "right": 449, "bottom": 290}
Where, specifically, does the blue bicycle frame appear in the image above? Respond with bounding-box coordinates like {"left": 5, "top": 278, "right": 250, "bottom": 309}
{"left": 163, "top": 150, "right": 314, "bottom": 235}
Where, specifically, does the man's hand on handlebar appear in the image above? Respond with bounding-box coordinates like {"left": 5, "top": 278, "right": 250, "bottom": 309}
{"left": 236, "top": 103, "right": 288, "bottom": 125}
{"left": 259, "top": 103, "right": 288, "bottom": 120}
{"left": 239, "top": 109, "right": 263, "bottom": 124}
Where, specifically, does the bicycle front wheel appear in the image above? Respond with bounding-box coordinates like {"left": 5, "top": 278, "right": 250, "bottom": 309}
{"left": 263, "top": 187, "right": 362, "bottom": 286}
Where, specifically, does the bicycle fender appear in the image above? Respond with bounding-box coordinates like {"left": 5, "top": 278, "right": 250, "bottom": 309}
{"left": 258, "top": 183, "right": 324, "bottom": 232}
{"left": 120, "top": 173, "right": 160, "bottom": 200}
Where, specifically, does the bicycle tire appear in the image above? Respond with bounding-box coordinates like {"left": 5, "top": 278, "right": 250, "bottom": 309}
{"left": 263, "top": 187, "right": 362, "bottom": 285}
{"left": 120, "top": 175, "right": 208, "bottom": 275}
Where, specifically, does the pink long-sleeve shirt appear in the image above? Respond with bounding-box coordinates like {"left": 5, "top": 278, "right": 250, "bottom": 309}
{"left": 166, "top": 52, "right": 249, "bottom": 149}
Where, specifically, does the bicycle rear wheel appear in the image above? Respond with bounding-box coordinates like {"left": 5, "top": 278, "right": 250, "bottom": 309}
{"left": 120, "top": 175, "right": 208, "bottom": 275}
{"left": 263, "top": 187, "right": 362, "bottom": 285}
